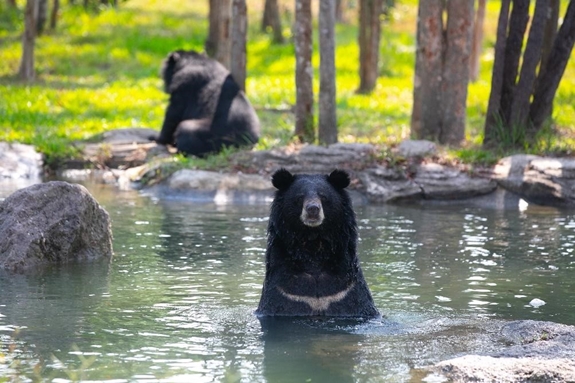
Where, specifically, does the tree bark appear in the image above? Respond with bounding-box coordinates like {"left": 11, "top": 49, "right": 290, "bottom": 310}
{"left": 411, "top": 0, "right": 443, "bottom": 141}
{"left": 499, "top": 0, "right": 529, "bottom": 127}
{"left": 215, "top": 0, "right": 232, "bottom": 68}
{"left": 440, "top": 0, "right": 473, "bottom": 145}
{"left": 319, "top": 0, "right": 337, "bottom": 145}
{"left": 36, "top": 0, "right": 48, "bottom": 35}
{"left": 19, "top": 0, "right": 38, "bottom": 81}
{"left": 206, "top": 0, "right": 220, "bottom": 57}
{"left": 357, "top": 0, "right": 382, "bottom": 94}
{"left": 294, "top": 0, "right": 314, "bottom": 143}
{"left": 509, "top": 0, "right": 547, "bottom": 129}
{"left": 50, "top": 0, "right": 60, "bottom": 30}
{"left": 484, "top": 0, "right": 511, "bottom": 145}
{"left": 529, "top": 0, "right": 575, "bottom": 131}
{"left": 336, "top": 0, "right": 346, "bottom": 23}
{"left": 230, "top": 0, "right": 247, "bottom": 91}
{"left": 469, "top": 0, "right": 486, "bottom": 82}
{"left": 261, "top": 0, "right": 283, "bottom": 43}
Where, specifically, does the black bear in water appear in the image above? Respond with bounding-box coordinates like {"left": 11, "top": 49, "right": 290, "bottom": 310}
{"left": 149, "top": 50, "right": 260, "bottom": 157}
{"left": 256, "top": 169, "right": 380, "bottom": 318}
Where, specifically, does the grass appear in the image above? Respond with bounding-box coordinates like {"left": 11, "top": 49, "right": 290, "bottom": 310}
{"left": 0, "top": 0, "right": 574, "bottom": 167}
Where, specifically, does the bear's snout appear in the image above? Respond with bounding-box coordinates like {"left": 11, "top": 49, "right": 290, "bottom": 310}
{"left": 300, "top": 198, "right": 324, "bottom": 227}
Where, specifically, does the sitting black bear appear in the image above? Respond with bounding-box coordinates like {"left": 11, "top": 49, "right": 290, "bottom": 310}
{"left": 149, "top": 50, "right": 260, "bottom": 157}
{"left": 256, "top": 169, "right": 380, "bottom": 318}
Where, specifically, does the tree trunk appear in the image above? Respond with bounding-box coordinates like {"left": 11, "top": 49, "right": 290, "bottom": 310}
{"left": 529, "top": 0, "right": 575, "bottom": 131}
{"left": 357, "top": 0, "right": 382, "bottom": 94}
{"left": 440, "top": 0, "right": 473, "bottom": 145}
{"left": 294, "top": 0, "right": 314, "bottom": 143}
{"left": 19, "top": 0, "right": 38, "bottom": 81}
{"left": 215, "top": 0, "right": 232, "bottom": 68}
{"left": 411, "top": 0, "right": 473, "bottom": 145}
{"left": 484, "top": 0, "right": 572, "bottom": 148}
{"left": 499, "top": 0, "right": 529, "bottom": 127}
{"left": 50, "top": 0, "right": 60, "bottom": 30}
{"left": 484, "top": 0, "right": 511, "bottom": 145}
{"left": 336, "top": 0, "right": 346, "bottom": 23}
{"left": 261, "top": 0, "right": 283, "bottom": 43}
{"left": 540, "top": 0, "right": 560, "bottom": 76}
{"left": 36, "top": 0, "right": 48, "bottom": 35}
{"left": 230, "top": 0, "right": 247, "bottom": 91}
{"left": 206, "top": 0, "right": 220, "bottom": 57}
{"left": 7, "top": 0, "right": 17, "bottom": 8}
{"left": 319, "top": 0, "right": 337, "bottom": 145}
{"left": 469, "top": 0, "right": 486, "bottom": 82}
{"left": 411, "top": 0, "right": 444, "bottom": 141}
{"left": 509, "top": 0, "right": 547, "bottom": 129}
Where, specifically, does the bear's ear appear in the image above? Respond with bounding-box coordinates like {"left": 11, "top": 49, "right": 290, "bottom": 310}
{"left": 328, "top": 169, "right": 350, "bottom": 189}
{"left": 271, "top": 168, "right": 294, "bottom": 190}
{"left": 167, "top": 51, "right": 181, "bottom": 64}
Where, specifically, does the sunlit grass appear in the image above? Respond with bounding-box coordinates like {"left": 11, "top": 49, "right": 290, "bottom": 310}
{"left": 0, "top": 0, "right": 574, "bottom": 164}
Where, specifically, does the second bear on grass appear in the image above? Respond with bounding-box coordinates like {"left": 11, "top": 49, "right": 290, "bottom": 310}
{"left": 256, "top": 169, "right": 380, "bottom": 318}
{"left": 150, "top": 50, "right": 260, "bottom": 157}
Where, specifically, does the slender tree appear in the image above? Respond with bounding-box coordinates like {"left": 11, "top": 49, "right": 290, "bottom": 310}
{"left": 411, "top": 0, "right": 474, "bottom": 145}
{"left": 319, "top": 0, "right": 337, "bottom": 145}
{"left": 469, "top": 0, "right": 486, "bottom": 82}
{"left": 7, "top": 0, "right": 17, "bottom": 8}
{"left": 335, "top": 0, "right": 346, "bottom": 23}
{"left": 49, "top": 0, "right": 60, "bottom": 30}
{"left": 484, "top": 0, "right": 575, "bottom": 147}
{"left": 215, "top": 0, "right": 232, "bottom": 69}
{"left": 529, "top": 0, "right": 575, "bottom": 132}
{"left": 230, "top": 0, "right": 247, "bottom": 91}
{"left": 294, "top": 0, "right": 314, "bottom": 143}
{"left": 36, "top": 0, "right": 48, "bottom": 35}
{"left": 440, "top": 0, "right": 474, "bottom": 144}
{"left": 206, "top": 0, "right": 220, "bottom": 57}
{"left": 261, "top": 0, "right": 283, "bottom": 43}
{"left": 19, "top": 0, "right": 38, "bottom": 81}
{"left": 357, "top": 0, "right": 382, "bottom": 94}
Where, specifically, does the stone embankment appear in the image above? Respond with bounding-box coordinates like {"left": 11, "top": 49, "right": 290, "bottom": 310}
{"left": 2, "top": 127, "right": 565, "bottom": 208}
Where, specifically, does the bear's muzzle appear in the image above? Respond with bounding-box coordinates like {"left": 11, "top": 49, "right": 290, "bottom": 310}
{"left": 300, "top": 197, "right": 324, "bottom": 227}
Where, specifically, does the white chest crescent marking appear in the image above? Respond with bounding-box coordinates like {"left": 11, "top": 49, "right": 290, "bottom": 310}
{"left": 277, "top": 283, "right": 355, "bottom": 312}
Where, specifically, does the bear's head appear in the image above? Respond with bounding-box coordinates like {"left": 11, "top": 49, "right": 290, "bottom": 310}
{"left": 160, "top": 50, "right": 207, "bottom": 93}
{"left": 270, "top": 168, "right": 352, "bottom": 230}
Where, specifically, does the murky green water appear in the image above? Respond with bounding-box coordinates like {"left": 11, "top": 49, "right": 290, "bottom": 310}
{"left": 1, "top": 184, "right": 575, "bottom": 382}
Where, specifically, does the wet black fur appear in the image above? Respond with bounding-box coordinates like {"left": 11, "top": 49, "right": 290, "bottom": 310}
{"left": 256, "top": 169, "right": 380, "bottom": 318}
{"left": 150, "top": 50, "right": 260, "bottom": 157}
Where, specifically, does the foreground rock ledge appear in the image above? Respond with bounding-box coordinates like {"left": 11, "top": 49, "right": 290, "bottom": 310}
{"left": 421, "top": 320, "right": 575, "bottom": 382}
{"left": 0, "top": 181, "right": 113, "bottom": 272}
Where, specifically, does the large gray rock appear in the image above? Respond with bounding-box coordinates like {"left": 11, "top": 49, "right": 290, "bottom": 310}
{"left": 493, "top": 155, "right": 575, "bottom": 207}
{"left": 358, "top": 166, "right": 422, "bottom": 203}
{"left": 73, "top": 127, "right": 171, "bottom": 170}
{"left": 248, "top": 143, "right": 376, "bottom": 174}
{"left": 395, "top": 139, "right": 437, "bottom": 158}
{"left": 415, "top": 163, "right": 498, "bottom": 200}
{"left": 426, "top": 320, "right": 575, "bottom": 382}
{"left": 0, "top": 181, "right": 113, "bottom": 272}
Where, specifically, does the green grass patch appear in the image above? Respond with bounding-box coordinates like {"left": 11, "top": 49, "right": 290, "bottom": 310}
{"left": 1, "top": 0, "right": 574, "bottom": 165}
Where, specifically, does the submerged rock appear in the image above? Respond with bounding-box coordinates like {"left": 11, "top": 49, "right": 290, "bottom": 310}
{"left": 0, "top": 181, "right": 113, "bottom": 272}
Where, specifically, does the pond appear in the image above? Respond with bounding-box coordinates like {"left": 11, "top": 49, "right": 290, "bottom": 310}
{"left": 1, "top": 183, "right": 575, "bottom": 382}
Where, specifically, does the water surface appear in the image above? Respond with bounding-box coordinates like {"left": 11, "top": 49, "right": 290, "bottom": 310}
{"left": 1, "top": 184, "right": 574, "bottom": 382}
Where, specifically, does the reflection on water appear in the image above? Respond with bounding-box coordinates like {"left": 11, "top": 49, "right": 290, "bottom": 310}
{"left": 1, "top": 184, "right": 575, "bottom": 381}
